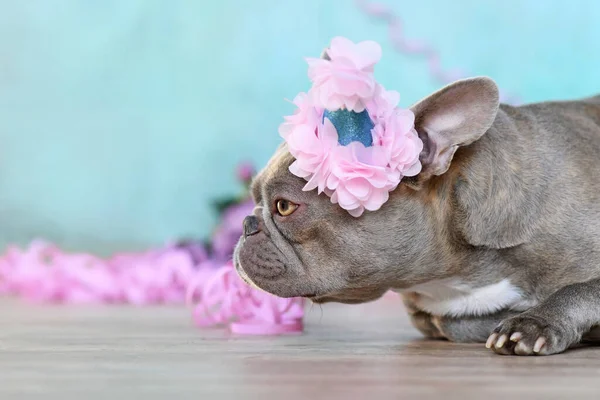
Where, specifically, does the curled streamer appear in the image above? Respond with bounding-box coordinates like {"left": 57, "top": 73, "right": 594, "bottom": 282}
{"left": 355, "top": 0, "right": 521, "bottom": 104}
{"left": 0, "top": 241, "right": 305, "bottom": 336}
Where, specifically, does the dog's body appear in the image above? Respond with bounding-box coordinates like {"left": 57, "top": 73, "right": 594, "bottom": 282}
{"left": 402, "top": 93, "right": 600, "bottom": 353}
{"left": 234, "top": 77, "right": 600, "bottom": 356}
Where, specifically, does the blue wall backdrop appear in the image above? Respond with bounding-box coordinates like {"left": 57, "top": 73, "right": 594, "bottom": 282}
{"left": 1, "top": 0, "right": 599, "bottom": 253}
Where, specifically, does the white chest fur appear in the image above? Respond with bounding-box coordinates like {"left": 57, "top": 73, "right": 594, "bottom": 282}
{"left": 398, "top": 279, "right": 531, "bottom": 317}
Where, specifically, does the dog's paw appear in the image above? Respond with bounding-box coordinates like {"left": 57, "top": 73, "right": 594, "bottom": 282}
{"left": 485, "top": 314, "right": 577, "bottom": 356}
{"left": 408, "top": 311, "right": 446, "bottom": 339}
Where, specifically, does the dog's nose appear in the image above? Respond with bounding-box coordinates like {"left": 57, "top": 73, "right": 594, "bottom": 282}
{"left": 243, "top": 215, "right": 260, "bottom": 237}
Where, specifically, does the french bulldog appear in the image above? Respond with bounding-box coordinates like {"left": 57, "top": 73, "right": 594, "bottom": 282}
{"left": 233, "top": 76, "right": 600, "bottom": 356}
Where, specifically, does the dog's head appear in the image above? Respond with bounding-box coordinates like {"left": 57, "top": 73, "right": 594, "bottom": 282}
{"left": 233, "top": 77, "right": 499, "bottom": 304}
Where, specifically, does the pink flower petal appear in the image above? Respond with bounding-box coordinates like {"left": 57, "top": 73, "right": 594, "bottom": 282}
{"left": 403, "top": 160, "right": 422, "bottom": 177}
{"left": 335, "top": 186, "right": 361, "bottom": 210}
{"left": 289, "top": 161, "right": 311, "bottom": 178}
{"left": 347, "top": 207, "right": 365, "bottom": 218}
{"left": 345, "top": 178, "right": 371, "bottom": 199}
{"left": 363, "top": 189, "right": 390, "bottom": 211}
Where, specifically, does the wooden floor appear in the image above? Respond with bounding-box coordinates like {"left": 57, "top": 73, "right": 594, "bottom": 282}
{"left": 1, "top": 296, "right": 599, "bottom": 399}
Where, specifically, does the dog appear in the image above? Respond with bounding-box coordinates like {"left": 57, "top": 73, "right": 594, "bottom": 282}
{"left": 233, "top": 76, "right": 600, "bottom": 356}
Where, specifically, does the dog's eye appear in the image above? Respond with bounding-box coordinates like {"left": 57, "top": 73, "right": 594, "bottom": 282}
{"left": 276, "top": 199, "right": 298, "bottom": 217}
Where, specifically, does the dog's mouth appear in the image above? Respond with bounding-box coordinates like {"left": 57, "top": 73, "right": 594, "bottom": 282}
{"left": 235, "top": 261, "right": 320, "bottom": 300}
{"left": 307, "top": 295, "right": 335, "bottom": 305}
{"left": 303, "top": 294, "right": 332, "bottom": 304}
{"left": 233, "top": 261, "right": 266, "bottom": 292}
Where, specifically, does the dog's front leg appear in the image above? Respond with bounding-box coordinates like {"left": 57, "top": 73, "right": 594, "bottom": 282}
{"left": 432, "top": 311, "right": 519, "bottom": 343}
{"left": 402, "top": 293, "right": 518, "bottom": 342}
{"left": 486, "top": 278, "right": 600, "bottom": 356}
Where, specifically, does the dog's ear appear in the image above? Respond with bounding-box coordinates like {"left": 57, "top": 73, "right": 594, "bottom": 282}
{"left": 409, "top": 77, "right": 499, "bottom": 183}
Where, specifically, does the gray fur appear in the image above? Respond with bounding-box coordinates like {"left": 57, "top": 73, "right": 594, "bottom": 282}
{"left": 233, "top": 77, "right": 600, "bottom": 356}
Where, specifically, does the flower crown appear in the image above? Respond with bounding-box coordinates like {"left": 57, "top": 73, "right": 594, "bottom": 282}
{"left": 278, "top": 36, "right": 423, "bottom": 217}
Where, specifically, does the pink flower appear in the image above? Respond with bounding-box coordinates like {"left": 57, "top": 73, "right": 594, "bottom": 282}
{"left": 278, "top": 36, "right": 425, "bottom": 218}
{"left": 278, "top": 92, "right": 321, "bottom": 139}
{"left": 236, "top": 162, "right": 255, "bottom": 183}
{"left": 326, "top": 143, "right": 401, "bottom": 217}
{"left": 373, "top": 109, "right": 423, "bottom": 176}
{"left": 366, "top": 84, "right": 401, "bottom": 122}
{"left": 285, "top": 118, "right": 338, "bottom": 194}
{"left": 307, "top": 37, "right": 382, "bottom": 112}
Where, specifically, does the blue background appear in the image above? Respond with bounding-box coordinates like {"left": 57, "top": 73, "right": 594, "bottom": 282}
{"left": 1, "top": 0, "right": 599, "bottom": 253}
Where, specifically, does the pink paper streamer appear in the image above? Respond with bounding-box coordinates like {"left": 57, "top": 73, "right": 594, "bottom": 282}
{"left": 0, "top": 241, "right": 304, "bottom": 335}
{"left": 186, "top": 262, "right": 304, "bottom": 335}
{"left": 354, "top": 0, "right": 522, "bottom": 105}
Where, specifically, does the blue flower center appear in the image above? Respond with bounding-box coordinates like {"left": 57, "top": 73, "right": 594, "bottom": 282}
{"left": 323, "top": 109, "right": 374, "bottom": 147}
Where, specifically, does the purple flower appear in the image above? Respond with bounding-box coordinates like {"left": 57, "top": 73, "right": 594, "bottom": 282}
{"left": 236, "top": 162, "right": 256, "bottom": 183}
{"left": 211, "top": 198, "right": 255, "bottom": 261}
{"left": 171, "top": 240, "right": 209, "bottom": 266}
